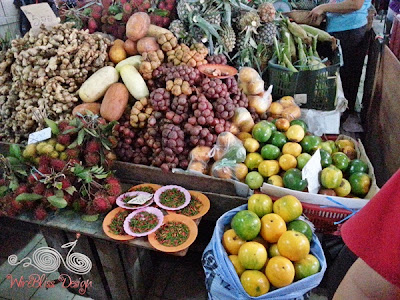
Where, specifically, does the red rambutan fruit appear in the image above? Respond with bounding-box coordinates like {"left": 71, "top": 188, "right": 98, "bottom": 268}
{"left": 57, "top": 134, "right": 71, "bottom": 146}
{"left": 15, "top": 185, "right": 29, "bottom": 196}
{"left": 105, "top": 177, "right": 121, "bottom": 196}
{"left": 39, "top": 156, "right": 51, "bottom": 167}
{"left": 50, "top": 159, "right": 67, "bottom": 172}
{"left": 86, "top": 140, "right": 101, "bottom": 153}
{"left": 34, "top": 206, "right": 48, "bottom": 220}
{"left": 92, "top": 193, "right": 111, "bottom": 213}
{"left": 84, "top": 153, "right": 100, "bottom": 167}
{"left": 32, "top": 182, "right": 46, "bottom": 195}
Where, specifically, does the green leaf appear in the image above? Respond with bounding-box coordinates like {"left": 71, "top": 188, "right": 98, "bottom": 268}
{"left": 114, "top": 13, "right": 123, "bottom": 20}
{"left": 65, "top": 186, "right": 77, "bottom": 195}
{"left": 54, "top": 182, "right": 63, "bottom": 190}
{"left": 7, "top": 156, "right": 21, "bottom": 166}
{"left": 55, "top": 189, "right": 64, "bottom": 198}
{"left": 73, "top": 164, "right": 85, "bottom": 174}
{"left": 45, "top": 118, "right": 59, "bottom": 135}
{"left": 94, "top": 173, "right": 109, "bottom": 179}
{"left": 0, "top": 186, "right": 8, "bottom": 197}
{"left": 78, "top": 171, "right": 92, "bottom": 183}
{"left": 69, "top": 118, "right": 80, "bottom": 127}
{"left": 67, "top": 140, "right": 78, "bottom": 149}
{"left": 84, "top": 128, "right": 98, "bottom": 137}
{"left": 63, "top": 127, "right": 80, "bottom": 134}
{"left": 9, "top": 179, "right": 19, "bottom": 191}
{"left": 101, "top": 140, "right": 111, "bottom": 151}
{"left": 81, "top": 214, "right": 99, "bottom": 222}
{"left": 81, "top": 189, "right": 88, "bottom": 197}
{"left": 15, "top": 169, "right": 28, "bottom": 176}
{"left": 47, "top": 195, "right": 68, "bottom": 208}
{"left": 77, "top": 129, "right": 85, "bottom": 145}
{"left": 9, "top": 144, "right": 22, "bottom": 160}
{"left": 16, "top": 193, "right": 43, "bottom": 201}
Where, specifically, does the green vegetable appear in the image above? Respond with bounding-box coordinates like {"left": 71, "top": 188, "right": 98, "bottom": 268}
{"left": 283, "top": 53, "right": 298, "bottom": 72}
{"left": 286, "top": 19, "right": 312, "bottom": 45}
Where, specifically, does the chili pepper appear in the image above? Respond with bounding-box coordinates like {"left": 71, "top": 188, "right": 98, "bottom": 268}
{"left": 176, "top": 195, "right": 202, "bottom": 217}
{"left": 155, "top": 221, "right": 189, "bottom": 247}
{"left": 131, "top": 186, "right": 155, "bottom": 193}
{"left": 129, "top": 212, "right": 159, "bottom": 233}
{"left": 160, "top": 188, "right": 186, "bottom": 208}
{"left": 109, "top": 211, "right": 129, "bottom": 235}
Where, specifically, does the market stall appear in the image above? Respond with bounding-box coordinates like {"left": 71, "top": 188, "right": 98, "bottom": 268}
{"left": 0, "top": 1, "right": 381, "bottom": 299}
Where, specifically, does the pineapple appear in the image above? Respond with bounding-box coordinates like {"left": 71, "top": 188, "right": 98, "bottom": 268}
{"left": 203, "top": 8, "right": 221, "bottom": 26}
{"left": 169, "top": 20, "right": 186, "bottom": 39}
{"left": 239, "top": 11, "right": 261, "bottom": 33}
{"left": 220, "top": 26, "right": 236, "bottom": 52}
{"left": 256, "top": 22, "right": 277, "bottom": 46}
{"left": 258, "top": 3, "right": 276, "bottom": 23}
{"left": 177, "top": 0, "right": 202, "bottom": 23}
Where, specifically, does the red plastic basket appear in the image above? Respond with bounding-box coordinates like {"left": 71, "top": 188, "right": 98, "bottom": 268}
{"left": 301, "top": 202, "right": 352, "bottom": 235}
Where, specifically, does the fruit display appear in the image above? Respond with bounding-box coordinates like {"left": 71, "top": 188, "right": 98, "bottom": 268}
{"left": 0, "top": 23, "right": 112, "bottom": 143}
{"left": 0, "top": 114, "right": 121, "bottom": 220}
{"left": 222, "top": 194, "right": 322, "bottom": 297}
{"left": 59, "top": 0, "right": 176, "bottom": 38}
{"left": 170, "top": 0, "right": 277, "bottom": 72}
{"left": 238, "top": 116, "right": 372, "bottom": 198}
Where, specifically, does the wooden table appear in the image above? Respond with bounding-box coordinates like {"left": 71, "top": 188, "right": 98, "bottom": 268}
{"left": 6, "top": 207, "right": 200, "bottom": 300}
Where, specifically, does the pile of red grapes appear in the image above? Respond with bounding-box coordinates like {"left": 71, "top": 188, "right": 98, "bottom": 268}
{"left": 113, "top": 60, "right": 250, "bottom": 172}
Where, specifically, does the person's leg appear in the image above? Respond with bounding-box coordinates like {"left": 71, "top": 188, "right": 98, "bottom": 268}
{"left": 333, "top": 26, "right": 369, "bottom": 113}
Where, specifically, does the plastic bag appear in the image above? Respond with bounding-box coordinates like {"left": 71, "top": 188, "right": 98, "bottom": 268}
{"left": 187, "top": 146, "right": 212, "bottom": 174}
{"left": 232, "top": 108, "right": 255, "bottom": 133}
{"left": 202, "top": 204, "right": 327, "bottom": 300}
{"left": 211, "top": 159, "right": 239, "bottom": 180}
{"left": 211, "top": 132, "right": 246, "bottom": 163}
{"left": 268, "top": 96, "right": 301, "bottom": 121}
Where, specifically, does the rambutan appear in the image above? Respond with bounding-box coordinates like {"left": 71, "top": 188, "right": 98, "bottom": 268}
{"left": 92, "top": 193, "right": 111, "bottom": 213}
{"left": 131, "top": 0, "right": 143, "bottom": 8}
{"left": 58, "top": 121, "right": 69, "bottom": 132}
{"left": 38, "top": 165, "right": 50, "bottom": 175}
{"left": 57, "top": 134, "right": 71, "bottom": 146}
{"left": 50, "top": 159, "right": 67, "bottom": 172}
{"left": 44, "top": 189, "right": 55, "bottom": 198}
{"left": 0, "top": 178, "right": 6, "bottom": 186}
{"left": 66, "top": 148, "right": 80, "bottom": 159}
{"left": 107, "top": 195, "right": 117, "bottom": 206}
{"left": 105, "top": 177, "right": 121, "bottom": 196}
{"left": 84, "top": 153, "right": 100, "bottom": 167}
{"left": 32, "top": 182, "right": 45, "bottom": 195}
{"left": 28, "top": 174, "right": 39, "bottom": 184}
{"left": 92, "top": 4, "right": 103, "bottom": 13}
{"left": 123, "top": 3, "right": 133, "bottom": 14}
{"left": 60, "top": 178, "right": 71, "bottom": 189}
{"left": 68, "top": 158, "right": 81, "bottom": 166}
{"left": 34, "top": 206, "right": 48, "bottom": 220}
{"left": 39, "top": 156, "right": 51, "bottom": 167}
{"left": 15, "top": 185, "right": 29, "bottom": 196}
{"left": 107, "top": 16, "right": 116, "bottom": 25}
{"left": 62, "top": 125, "right": 76, "bottom": 134}
{"left": 122, "top": 13, "right": 131, "bottom": 23}
{"left": 88, "top": 18, "right": 98, "bottom": 33}
{"left": 64, "top": 194, "right": 74, "bottom": 206}
{"left": 11, "top": 199, "right": 23, "bottom": 211}
{"left": 85, "top": 140, "right": 101, "bottom": 153}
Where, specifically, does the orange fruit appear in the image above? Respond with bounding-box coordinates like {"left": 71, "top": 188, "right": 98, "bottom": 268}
{"left": 222, "top": 229, "right": 246, "bottom": 255}
{"left": 277, "top": 231, "right": 310, "bottom": 262}
{"left": 260, "top": 213, "right": 287, "bottom": 243}
{"left": 265, "top": 256, "right": 295, "bottom": 288}
{"left": 282, "top": 142, "right": 302, "bottom": 157}
{"left": 278, "top": 154, "right": 297, "bottom": 171}
{"left": 285, "top": 125, "right": 305, "bottom": 142}
{"left": 235, "top": 163, "right": 249, "bottom": 182}
{"left": 258, "top": 160, "right": 280, "bottom": 177}
{"left": 269, "top": 102, "right": 284, "bottom": 115}
{"left": 267, "top": 175, "right": 284, "bottom": 187}
{"left": 268, "top": 243, "right": 280, "bottom": 258}
{"left": 238, "top": 132, "right": 253, "bottom": 142}
{"left": 275, "top": 118, "right": 290, "bottom": 132}
{"left": 229, "top": 255, "right": 246, "bottom": 277}
{"left": 244, "top": 138, "right": 260, "bottom": 153}
{"left": 273, "top": 195, "right": 303, "bottom": 222}
{"left": 240, "top": 270, "right": 270, "bottom": 297}
{"left": 238, "top": 242, "right": 268, "bottom": 270}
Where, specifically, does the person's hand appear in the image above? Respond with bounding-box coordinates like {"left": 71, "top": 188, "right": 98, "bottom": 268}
{"left": 309, "top": 5, "right": 326, "bottom": 23}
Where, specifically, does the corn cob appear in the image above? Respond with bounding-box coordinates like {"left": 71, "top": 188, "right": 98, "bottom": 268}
{"left": 299, "top": 24, "right": 334, "bottom": 43}
{"left": 286, "top": 20, "right": 312, "bottom": 45}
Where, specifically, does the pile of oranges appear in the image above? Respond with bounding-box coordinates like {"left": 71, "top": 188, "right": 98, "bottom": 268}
{"left": 222, "top": 194, "right": 321, "bottom": 297}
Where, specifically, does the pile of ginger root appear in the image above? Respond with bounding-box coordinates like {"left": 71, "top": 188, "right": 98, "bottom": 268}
{"left": 0, "top": 22, "right": 112, "bottom": 143}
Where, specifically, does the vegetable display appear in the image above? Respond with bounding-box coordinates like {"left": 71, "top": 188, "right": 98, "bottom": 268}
{"left": 129, "top": 211, "right": 159, "bottom": 233}
{"left": 0, "top": 23, "right": 111, "bottom": 143}
{"left": 155, "top": 221, "right": 190, "bottom": 246}
{"left": 108, "top": 210, "right": 130, "bottom": 235}
{"left": 175, "top": 194, "right": 202, "bottom": 217}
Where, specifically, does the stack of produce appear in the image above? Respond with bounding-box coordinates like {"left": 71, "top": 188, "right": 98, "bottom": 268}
{"left": 223, "top": 194, "right": 321, "bottom": 297}
{"left": 236, "top": 115, "right": 371, "bottom": 198}
{"left": 273, "top": 17, "right": 336, "bottom": 72}
{"left": 59, "top": 0, "right": 177, "bottom": 38}
{"left": 72, "top": 12, "right": 255, "bottom": 172}
{"left": 0, "top": 23, "right": 112, "bottom": 143}
{"left": 169, "top": 0, "right": 277, "bottom": 71}
{"left": 0, "top": 114, "right": 121, "bottom": 221}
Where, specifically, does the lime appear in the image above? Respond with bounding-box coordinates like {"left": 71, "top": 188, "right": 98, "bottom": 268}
{"left": 297, "top": 153, "right": 312, "bottom": 170}
{"left": 245, "top": 153, "right": 263, "bottom": 170}
{"left": 287, "top": 220, "right": 313, "bottom": 242}
{"left": 268, "top": 131, "right": 288, "bottom": 149}
{"left": 245, "top": 171, "right": 264, "bottom": 190}
{"left": 290, "top": 119, "right": 308, "bottom": 132}
{"left": 252, "top": 122, "right": 272, "bottom": 143}
{"left": 261, "top": 144, "right": 281, "bottom": 160}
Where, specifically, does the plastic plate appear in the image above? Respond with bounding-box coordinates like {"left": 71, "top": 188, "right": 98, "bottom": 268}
{"left": 154, "top": 185, "right": 191, "bottom": 210}
{"left": 167, "top": 190, "right": 210, "bottom": 220}
{"left": 123, "top": 207, "right": 164, "bottom": 237}
{"left": 102, "top": 207, "right": 134, "bottom": 241}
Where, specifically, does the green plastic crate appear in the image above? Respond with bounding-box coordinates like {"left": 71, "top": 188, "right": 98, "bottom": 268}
{"left": 268, "top": 45, "right": 342, "bottom": 111}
